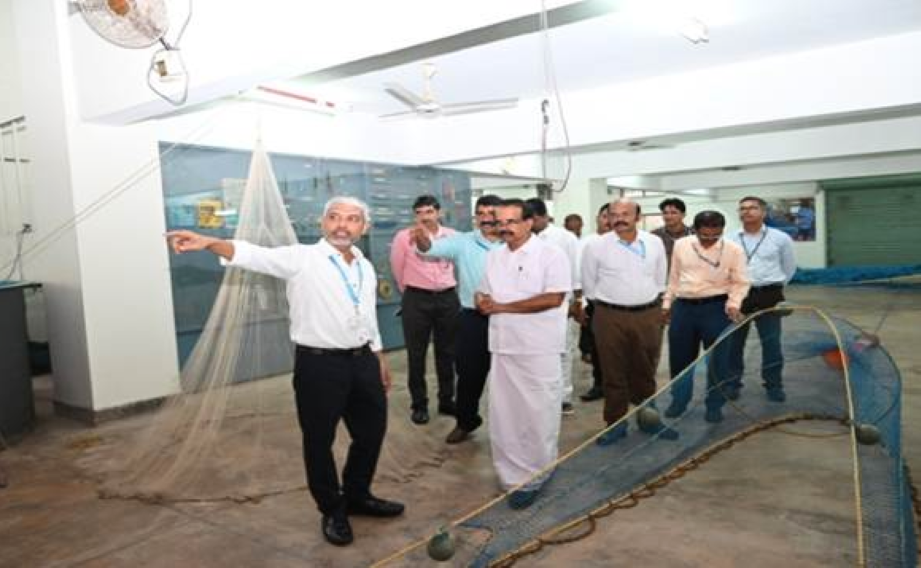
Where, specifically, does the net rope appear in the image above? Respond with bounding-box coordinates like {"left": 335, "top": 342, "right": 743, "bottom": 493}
{"left": 372, "top": 304, "right": 916, "bottom": 567}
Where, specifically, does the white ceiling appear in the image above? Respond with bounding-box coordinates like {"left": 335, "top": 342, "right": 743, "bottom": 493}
{"left": 286, "top": 0, "right": 921, "bottom": 118}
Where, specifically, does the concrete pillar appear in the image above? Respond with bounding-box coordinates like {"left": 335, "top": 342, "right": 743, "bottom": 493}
{"left": 12, "top": 0, "right": 179, "bottom": 421}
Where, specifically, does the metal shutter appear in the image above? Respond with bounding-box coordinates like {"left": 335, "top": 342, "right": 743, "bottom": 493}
{"left": 823, "top": 174, "right": 921, "bottom": 267}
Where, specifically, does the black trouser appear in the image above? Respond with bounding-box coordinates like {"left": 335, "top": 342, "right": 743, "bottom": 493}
{"left": 401, "top": 286, "right": 460, "bottom": 410}
{"left": 454, "top": 308, "right": 491, "bottom": 432}
{"left": 578, "top": 301, "right": 603, "bottom": 390}
{"left": 292, "top": 346, "right": 387, "bottom": 516}
{"left": 727, "top": 284, "right": 786, "bottom": 391}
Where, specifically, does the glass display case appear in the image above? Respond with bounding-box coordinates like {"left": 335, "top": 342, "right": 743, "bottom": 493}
{"left": 160, "top": 143, "right": 472, "bottom": 368}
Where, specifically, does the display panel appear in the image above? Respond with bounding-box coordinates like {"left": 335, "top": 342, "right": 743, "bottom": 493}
{"left": 161, "top": 143, "right": 472, "bottom": 367}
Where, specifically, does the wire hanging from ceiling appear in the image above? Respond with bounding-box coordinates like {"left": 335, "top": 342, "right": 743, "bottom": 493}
{"left": 146, "top": 0, "right": 194, "bottom": 106}
{"left": 538, "top": 0, "right": 573, "bottom": 194}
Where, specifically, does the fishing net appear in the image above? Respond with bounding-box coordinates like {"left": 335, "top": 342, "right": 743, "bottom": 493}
{"left": 85, "top": 139, "right": 445, "bottom": 504}
{"left": 375, "top": 305, "right": 917, "bottom": 567}
{"left": 57, "top": 135, "right": 916, "bottom": 565}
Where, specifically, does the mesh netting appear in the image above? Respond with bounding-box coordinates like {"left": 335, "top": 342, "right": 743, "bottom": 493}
{"left": 90, "top": 139, "right": 446, "bottom": 503}
{"left": 61, "top": 137, "right": 915, "bottom": 565}
{"left": 375, "top": 306, "right": 916, "bottom": 567}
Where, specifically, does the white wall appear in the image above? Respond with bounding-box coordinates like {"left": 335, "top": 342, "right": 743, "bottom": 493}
{"left": 14, "top": 0, "right": 179, "bottom": 413}
{"left": 156, "top": 101, "right": 426, "bottom": 166}
{"left": 1, "top": 0, "right": 26, "bottom": 282}
{"left": 0, "top": 0, "right": 23, "bottom": 122}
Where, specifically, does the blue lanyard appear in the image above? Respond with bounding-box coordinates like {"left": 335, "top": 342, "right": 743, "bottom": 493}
{"left": 328, "top": 255, "right": 363, "bottom": 309}
{"left": 475, "top": 235, "right": 494, "bottom": 252}
{"left": 618, "top": 239, "right": 646, "bottom": 259}
{"left": 739, "top": 228, "right": 768, "bottom": 263}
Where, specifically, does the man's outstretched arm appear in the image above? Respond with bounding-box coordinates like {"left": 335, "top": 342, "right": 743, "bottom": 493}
{"left": 166, "top": 230, "right": 235, "bottom": 260}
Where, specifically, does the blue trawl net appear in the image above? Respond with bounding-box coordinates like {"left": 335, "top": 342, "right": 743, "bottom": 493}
{"left": 792, "top": 265, "right": 921, "bottom": 285}
{"left": 377, "top": 307, "right": 917, "bottom": 567}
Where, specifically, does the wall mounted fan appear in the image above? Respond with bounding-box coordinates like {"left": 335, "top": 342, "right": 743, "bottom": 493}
{"left": 380, "top": 62, "right": 518, "bottom": 120}
{"left": 72, "top": 0, "right": 192, "bottom": 106}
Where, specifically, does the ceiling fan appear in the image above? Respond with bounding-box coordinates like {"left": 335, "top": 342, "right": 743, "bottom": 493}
{"left": 380, "top": 62, "right": 518, "bottom": 120}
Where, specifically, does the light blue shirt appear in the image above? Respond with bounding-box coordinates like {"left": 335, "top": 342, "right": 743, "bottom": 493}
{"left": 729, "top": 226, "right": 797, "bottom": 286}
{"left": 422, "top": 230, "right": 503, "bottom": 308}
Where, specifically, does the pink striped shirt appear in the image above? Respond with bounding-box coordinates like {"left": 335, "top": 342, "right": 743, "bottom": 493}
{"left": 390, "top": 226, "right": 457, "bottom": 292}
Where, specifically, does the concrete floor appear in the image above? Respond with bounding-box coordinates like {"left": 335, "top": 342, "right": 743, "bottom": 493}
{"left": 1, "top": 284, "right": 919, "bottom": 567}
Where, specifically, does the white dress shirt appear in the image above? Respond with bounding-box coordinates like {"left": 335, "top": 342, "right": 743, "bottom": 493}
{"left": 578, "top": 232, "right": 603, "bottom": 299}
{"left": 538, "top": 224, "right": 582, "bottom": 291}
{"left": 225, "top": 239, "right": 383, "bottom": 350}
{"left": 479, "top": 236, "right": 571, "bottom": 355}
{"left": 581, "top": 231, "right": 667, "bottom": 306}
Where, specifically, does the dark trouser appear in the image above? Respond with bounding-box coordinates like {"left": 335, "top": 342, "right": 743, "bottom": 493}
{"left": 454, "top": 308, "right": 491, "bottom": 432}
{"left": 292, "top": 346, "right": 387, "bottom": 516}
{"left": 668, "top": 298, "right": 733, "bottom": 411}
{"left": 578, "top": 301, "right": 603, "bottom": 390}
{"left": 727, "top": 285, "right": 785, "bottom": 392}
{"left": 594, "top": 303, "right": 663, "bottom": 424}
{"left": 401, "top": 286, "right": 460, "bottom": 411}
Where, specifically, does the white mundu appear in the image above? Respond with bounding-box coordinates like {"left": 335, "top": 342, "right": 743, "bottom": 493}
{"left": 478, "top": 236, "right": 571, "bottom": 489}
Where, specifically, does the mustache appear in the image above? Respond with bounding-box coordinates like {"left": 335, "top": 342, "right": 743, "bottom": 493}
{"left": 613, "top": 221, "right": 628, "bottom": 227}
{"left": 499, "top": 230, "right": 511, "bottom": 237}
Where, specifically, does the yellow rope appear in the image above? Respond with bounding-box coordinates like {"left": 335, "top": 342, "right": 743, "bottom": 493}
{"left": 807, "top": 306, "right": 866, "bottom": 567}
{"left": 372, "top": 304, "right": 871, "bottom": 567}
{"left": 487, "top": 414, "right": 846, "bottom": 567}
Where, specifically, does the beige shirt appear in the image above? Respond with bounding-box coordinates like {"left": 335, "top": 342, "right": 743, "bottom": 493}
{"left": 663, "top": 236, "right": 750, "bottom": 310}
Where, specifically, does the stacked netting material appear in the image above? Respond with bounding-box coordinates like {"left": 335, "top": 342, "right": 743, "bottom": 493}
{"left": 377, "top": 306, "right": 916, "bottom": 568}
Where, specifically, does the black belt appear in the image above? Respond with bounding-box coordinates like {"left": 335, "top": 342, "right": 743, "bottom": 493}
{"left": 296, "top": 343, "right": 372, "bottom": 357}
{"left": 595, "top": 298, "right": 661, "bottom": 312}
{"left": 405, "top": 285, "right": 456, "bottom": 295}
{"left": 751, "top": 283, "right": 784, "bottom": 291}
{"left": 676, "top": 294, "right": 728, "bottom": 305}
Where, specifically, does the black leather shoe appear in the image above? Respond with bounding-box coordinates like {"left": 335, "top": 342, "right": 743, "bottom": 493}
{"left": 347, "top": 495, "right": 405, "bottom": 518}
{"left": 437, "top": 401, "right": 456, "bottom": 416}
{"left": 445, "top": 427, "right": 471, "bottom": 444}
{"left": 411, "top": 408, "right": 430, "bottom": 424}
{"left": 321, "top": 512, "right": 353, "bottom": 546}
{"left": 579, "top": 387, "right": 604, "bottom": 402}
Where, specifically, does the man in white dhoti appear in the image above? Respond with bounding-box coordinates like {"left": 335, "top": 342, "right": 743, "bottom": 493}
{"left": 475, "top": 198, "right": 571, "bottom": 509}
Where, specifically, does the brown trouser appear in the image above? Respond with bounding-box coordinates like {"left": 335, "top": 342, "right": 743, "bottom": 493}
{"left": 593, "top": 303, "right": 663, "bottom": 424}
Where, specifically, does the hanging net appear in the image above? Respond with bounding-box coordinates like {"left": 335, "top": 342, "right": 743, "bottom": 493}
{"left": 84, "top": 139, "right": 446, "bottom": 504}
{"left": 373, "top": 306, "right": 917, "bottom": 568}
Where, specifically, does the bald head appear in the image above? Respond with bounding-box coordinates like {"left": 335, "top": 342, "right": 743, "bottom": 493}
{"left": 610, "top": 199, "right": 640, "bottom": 217}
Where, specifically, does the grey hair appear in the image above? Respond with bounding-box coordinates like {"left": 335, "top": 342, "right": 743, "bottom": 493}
{"left": 322, "top": 196, "right": 372, "bottom": 224}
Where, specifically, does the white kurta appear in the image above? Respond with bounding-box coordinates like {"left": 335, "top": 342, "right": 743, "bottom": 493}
{"left": 479, "top": 235, "right": 571, "bottom": 489}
